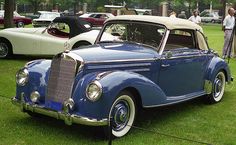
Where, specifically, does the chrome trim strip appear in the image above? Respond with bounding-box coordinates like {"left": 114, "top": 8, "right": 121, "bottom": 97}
{"left": 126, "top": 68, "right": 150, "bottom": 72}
{"left": 143, "top": 91, "right": 206, "bottom": 108}
{"left": 159, "top": 29, "right": 170, "bottom": 55}
{"left": 85, "top": 58, "right": 157, "bottom": 64}
{"left": 87, "top": 63, "right": 152, "bottom": 69}
{"left": 161, "top": 54, "right": 202, "bottom": 60}
{"left": 12, "top": 97, "right": 108, "bottom": 126}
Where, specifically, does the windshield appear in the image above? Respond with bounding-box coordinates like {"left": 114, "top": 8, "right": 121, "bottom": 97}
{"left": 99, "top": 22, "right": 166, "bottom": 49}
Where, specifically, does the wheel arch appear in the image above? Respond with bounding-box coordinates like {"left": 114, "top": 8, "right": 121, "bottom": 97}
{"left": 72, "top": 40, "right": 91, "bottom": 49}
{"left": 122, "top": 87, "right": 142, "bottom": 110}
{"left": 0, "top": 37, "right": 13, "bottom": 54}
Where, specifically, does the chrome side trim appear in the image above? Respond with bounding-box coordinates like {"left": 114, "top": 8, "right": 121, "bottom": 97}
{"left": 161, "top": 54, "right": 202, "bottom": 60}
{"left": 87, "top": 63, "right": 152, "bottom": 70}
{"left": 143, "top": 91, "right": 205, "bottom": 108}
{"left": 85, "top": 58, "right": 157, "bottom": 64}
{"left": 204, "top": 80, "right": 212, "bottom": 94}
{"left": 12, "top": 97, "right": 108, "bottom": 126}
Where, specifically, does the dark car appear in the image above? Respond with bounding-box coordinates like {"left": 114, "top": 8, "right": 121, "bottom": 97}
{"left": 0, "top": 10, "right": 32, "bottom": 27}
{"left": 79, "top": 13, "right": 114, "bottom": 27}
{"left": 12, "top": 15, "right": 232, "bottom": 138}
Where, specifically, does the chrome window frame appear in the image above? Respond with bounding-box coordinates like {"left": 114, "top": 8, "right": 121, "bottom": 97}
{"left": 96, "top": 20, "right": 167, "bottom": 52}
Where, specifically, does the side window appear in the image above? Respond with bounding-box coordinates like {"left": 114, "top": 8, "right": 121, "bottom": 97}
{"left": 165, "top": 29, "right": 195, "bottom": 51}
{"left": 196, "top": 31, "right": 209, "bottom": 50}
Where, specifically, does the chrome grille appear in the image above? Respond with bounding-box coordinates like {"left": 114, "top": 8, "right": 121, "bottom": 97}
{"left": 46, "top": 54, "right": 77, "bottom": 104}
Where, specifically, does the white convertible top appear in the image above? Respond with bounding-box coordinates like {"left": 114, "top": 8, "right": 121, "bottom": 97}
{"left": 107, "top": 15, "right": 203, "bottom": 32}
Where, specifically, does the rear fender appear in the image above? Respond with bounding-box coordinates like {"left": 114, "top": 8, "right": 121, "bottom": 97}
{"left": 205, "top": 56, "right": 231, "bottom": 82}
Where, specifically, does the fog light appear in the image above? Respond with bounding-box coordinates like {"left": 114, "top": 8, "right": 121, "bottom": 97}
{"left": 30, "top": 91, "right": 40, "bottom": 103}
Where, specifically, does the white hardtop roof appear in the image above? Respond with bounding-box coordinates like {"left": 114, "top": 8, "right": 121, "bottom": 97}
{"left": 107, "top": 15, "right": 203, "bottom": 32}
{"left": 38, "top": 11, "right": 60, "bottom": 14}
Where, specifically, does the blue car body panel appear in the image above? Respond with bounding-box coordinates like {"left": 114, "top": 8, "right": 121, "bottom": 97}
{"left": 15, "top": 40, "right": 232, "bottom": 122}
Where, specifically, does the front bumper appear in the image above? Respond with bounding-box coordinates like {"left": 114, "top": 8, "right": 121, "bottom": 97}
{"left": 12, "top": 97, "right": 108, "bottom": 126}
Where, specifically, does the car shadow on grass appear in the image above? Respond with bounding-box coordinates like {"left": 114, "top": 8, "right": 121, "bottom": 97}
{"left": 8, "top": 54, "right": 53, "bottom": 61}
{"left": 9, "top": 112, "right": 108, "bottom": 142}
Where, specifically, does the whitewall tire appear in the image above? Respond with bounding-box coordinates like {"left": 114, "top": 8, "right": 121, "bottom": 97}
{"left": 109, "top": 91, "right": 136, "bottom": 137}
{"left": 208, "top": 71, "right": 226, "bottom": 103}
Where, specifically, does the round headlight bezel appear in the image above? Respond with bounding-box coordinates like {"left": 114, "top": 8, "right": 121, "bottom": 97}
{"left": 16, "top": 68, "right": 29, "bottom": 86}
{"left": 86, "top": 81, "right": 102, "bottom": 102}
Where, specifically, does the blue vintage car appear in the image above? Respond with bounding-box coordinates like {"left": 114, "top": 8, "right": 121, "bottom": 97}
{"left": 12, "top": 15, "right": 233, "bottom": 137}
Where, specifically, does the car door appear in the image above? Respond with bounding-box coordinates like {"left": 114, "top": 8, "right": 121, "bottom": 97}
{"left": 158, "top": 29, "right": 208, "bottom": 97}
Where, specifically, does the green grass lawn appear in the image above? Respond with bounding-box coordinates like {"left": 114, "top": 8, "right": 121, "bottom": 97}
{"left": 0, "top": 24, "right": 236, "bottom": 145}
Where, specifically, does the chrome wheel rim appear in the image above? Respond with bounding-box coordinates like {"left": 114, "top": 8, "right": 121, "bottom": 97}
{"left": 18, "top": 22, "right": 24, "bottom": 28}
{"left": 112, "top": 100, "right": 130, "bottom": 131}
{"left": 213, "top": 72, "right": 225, "bottom": 101}
{"left": 109, "top": 94, "right": 135, "bottom": 137}
{"left": 0, "top": 42, "right": 8, "bottom": 58}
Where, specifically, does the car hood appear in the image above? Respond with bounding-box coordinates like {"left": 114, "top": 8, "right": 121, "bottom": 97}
{"left": 71, "top": 42, "right": 160, "bottom": 63}
{"left": 2, "top": 27, "right": 45, "bottom": 34}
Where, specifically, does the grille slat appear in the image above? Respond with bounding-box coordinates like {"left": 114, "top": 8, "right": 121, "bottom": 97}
{"left": 46, "top": 54, "right": 77, "bottom": 107}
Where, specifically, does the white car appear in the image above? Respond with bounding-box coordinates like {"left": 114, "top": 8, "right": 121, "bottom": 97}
{"left": 32, "top": 11, "right": 61, "bottom": 27}
{"left": 0, "top": 17, "right": 100, "bottom": 58}
{"left": 200, "top": 11, "right": 222, "bottom": 23}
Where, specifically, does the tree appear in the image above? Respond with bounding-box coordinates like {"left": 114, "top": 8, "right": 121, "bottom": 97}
{"left": 28, "top": 0, "right": 44, "bottom": 14}
{"left": 4, "top": 0, "right": 14, "bottom": 28}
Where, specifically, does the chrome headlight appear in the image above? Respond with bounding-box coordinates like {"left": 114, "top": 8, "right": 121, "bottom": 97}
{"left": 16, "top": 68, "right": 29, "bottom": 86}
{"left": 86, "top": 81, "right": 102, "bottom": 102}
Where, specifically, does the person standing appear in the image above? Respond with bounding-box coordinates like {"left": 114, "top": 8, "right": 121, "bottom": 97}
{"left": 188, "top": 10, "right": 201, "bottom": 24}
{"left": 222, "top": 7, "right": 235, "bottom": 58}
{"left": 169, "top": 11, "right": 176, "bottom": 18}
{"left": 178, "top": 11, "right": 187, "bottom": 19}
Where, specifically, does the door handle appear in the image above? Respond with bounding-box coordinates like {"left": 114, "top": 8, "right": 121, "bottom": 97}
{"left": 161, "top": 64, "right": 170, "bottom": 67}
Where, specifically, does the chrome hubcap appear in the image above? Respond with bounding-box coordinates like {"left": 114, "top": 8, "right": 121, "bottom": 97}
{"left": 112, "top": 100, "right": 130, "bottom": 131}
{"left": 214, "top": 74, "right": 224, "bottom": 98}
{"left": 0, "top": 43, "right": 8, "bottom": 57}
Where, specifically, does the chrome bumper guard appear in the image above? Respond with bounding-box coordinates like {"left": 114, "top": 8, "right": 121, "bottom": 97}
{"left": 12, "top": 97, "right": 108, "bottom": 126}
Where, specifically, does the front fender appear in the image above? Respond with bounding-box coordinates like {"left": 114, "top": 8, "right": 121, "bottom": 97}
{"left": 16, "top": 59, "right": 51, "bottom": 102}
{"left": 72, "top": 71, "right": 166, "bottom": 119}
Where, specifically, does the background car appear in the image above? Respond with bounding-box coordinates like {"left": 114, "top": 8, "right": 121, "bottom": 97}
{"left": 79, "top": 12, "right": 114, "bottom": 27}
{"left": 32, "top": 11, "right": 61, "bottom": 27}
{"left": 12, "top": 15, "right": 232, "bottom": 138}
{"left": 200, "top": 10, "right": 222, "bottom": 23}
{"left": 0, "top": 10, "right": 32, "bottom": 27}
{"left": 0, "top": 16, "right": 99, "bottom": 58}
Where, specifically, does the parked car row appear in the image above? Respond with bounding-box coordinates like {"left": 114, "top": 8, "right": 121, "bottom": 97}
{"left": 10, "top": 15, "right": 232, "bottom": 138}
